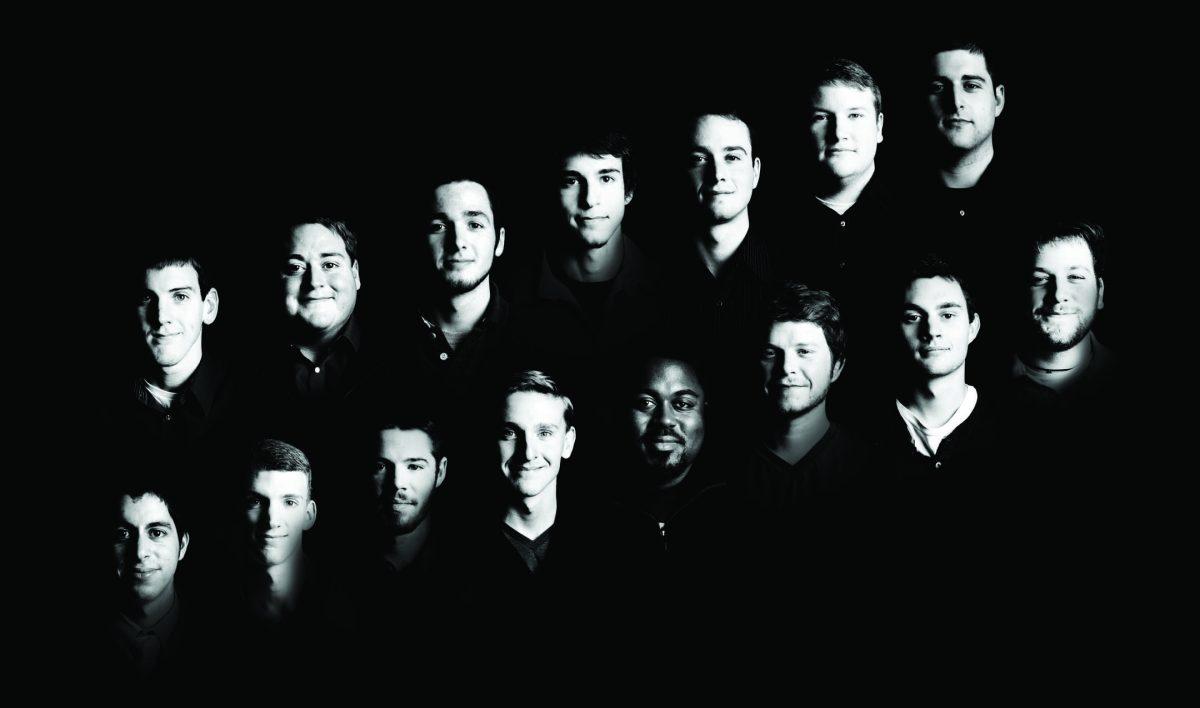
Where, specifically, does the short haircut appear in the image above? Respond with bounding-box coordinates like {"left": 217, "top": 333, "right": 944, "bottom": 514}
{"left": 764, "top": 282, "right": 848, "bottom": 367}
{"left": 686, "top": 109, "right": 758, "bottom": 158}
{"left": 902, "top": 253, "right": 977, "bottom": 320}
{"left": 111, "top": 474, "right": 191, "bottom": 539}
{"left": 811, "top": 58, "right": 883, "bottom": 115}
{"left": 425, "top": 164, "right": 505, "bottom": 230}
{"left": 555, "top": 128, "right": 636, "bottom": 196}
{"left": 286, "top": 218, "right": 359, "bottom": 264}
{"left": 502, "top": 370, "right": 575, "bottom": 429}
{"left": 930, "top": 38, "right": 1003, "bottom": 88}
{"left": 137, "top": 251, "right": 213, "bottom": 299}
{"left": 378, "top": 418, "right": 445, "bottom": 462}
{"left": 1031, "top": 220, "right": 1107, "bottom": 280}
{"left": 247, "top": 438, "right": 314, "bottom": 498}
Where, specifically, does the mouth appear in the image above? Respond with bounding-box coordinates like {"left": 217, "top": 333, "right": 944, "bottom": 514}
{"left": 151, "top": 332, "right": 179, "bottom": 339}
{"left": 943, "top": 118, "right": 972, "bottom": 127}
{"left": 579, "top": 216, "right": 609, "bottom": 221}
{"left": 132, "top": 568, "right": 159, "bottom": 578}
{"left": 391, "top": 501, "right": 416, "bottom": 510}
{"left": 921, "top": 347, "right": 951, "bottom": 355}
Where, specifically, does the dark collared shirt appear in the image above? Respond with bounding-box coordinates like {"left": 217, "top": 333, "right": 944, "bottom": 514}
{"left": 130, "top": 351, "right": 233, "bottom": 445}
{"left": 288, "top": 316, "right": 363, "bottom": 401}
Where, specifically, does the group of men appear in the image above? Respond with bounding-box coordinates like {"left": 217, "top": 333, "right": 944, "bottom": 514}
{"left": 89, "top": 40, "right": 1121, "bottom": 681}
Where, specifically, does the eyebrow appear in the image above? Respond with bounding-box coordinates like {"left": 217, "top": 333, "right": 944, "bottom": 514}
{"left": 147, "top": 521, "right": 174, "bottom": 530}
{"left": 672, "top": 389, "right": 702, "bottom": 398}
{"left": 598, "top": 167, "right": 622, "bottom": 175}
{"left": 722, "top": 146, "right": 748, "bottom": 154}
{"left": 463, "top": 210, "right": 491, "bottom": 221}
{"left": 961, "top": 74, "right": 990, "bottom": 83}
{"left": 937, "top": 302, "right": 964, "bottom": 310}
{"left": 402, "top": 457, "right": 431, "bottom": 464}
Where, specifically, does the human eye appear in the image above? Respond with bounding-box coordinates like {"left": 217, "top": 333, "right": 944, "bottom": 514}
{"left": 322, "top": 260, "right": 340, "bottom": 270}
{"left": 600, "top": 175, "right": 616, "bottom": 184}
{"left": 674, "top": 398, "right": 698, "bottom": 412}
{"left": 689, "top": 153, "right": 708, "bottom": 166}
{"left": 246, "top": 497, "right": 261, "bottom": 510}
{"left": 796, "top": 348, "right": 814, "bottom": 356}
{"left": 941, "top": 312, "right": 958, "bottom": 320}
{"left": 537, "top": 428, "right": 555, "bottom": 439}
{"left": 964, "top": 80, "right": 983, "bottom": 91}
{"left": 929, "top": 81, "right": 946, "bottom": 95}
{"left": 1067, "top": 274, "right": 1088, "bottom": 282}
{"left": 283, "top": 262, "right": 305, "bottom": 276}
{"left": 902, "top": 313, "right": 922, "bottom": 325}
{"left": 633, "top": 396, "right": 656, "bottom": 412}
{"left": 761, "top": 348, "right": 777, "bottom": 360}
{"left": 849, "top": 111, "right": 864, "bottom": 120}
{"left": 149, "top": 528, "right": 168, "bottom": 540}
{"left": 172, "top": 291, "right": 190, "bottom": 302}
{"left": 499, "top": 427, "right": 516, "bottom": 441}
{"left": 285, "top": 498, "right": 299, "bottom": 507}
{"left": 725, "top": 154, "right": 742, "bottom": 163}
{"left": 429, "top": 220, "right": 447, "bottom": 234}
{"left": 407, "top": 463, "right": 426, "bottom": 471}
{"left": 468, "top": 220, "right": 486, "bottom": 230}
{"left": 561, "top": 175, "right": 579, "bottom": 187}
{"left": 115, "top": 527, "right": 131, "bottom": 542}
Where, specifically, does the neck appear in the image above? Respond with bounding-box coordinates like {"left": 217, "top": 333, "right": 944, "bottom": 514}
{"left": 939, "top": 140, "right": 994, "bottom": 189}
{"left": 126, "top": 586, "right": 176, "bottom": 629}
{"left": 264, "top": 554, "right": 305, "bottom": 610}
{"left": 505, "top": 484, "right": 558, "bottom": 539}
{"left": 697, "top": 211, "right": 750, "bottom": 276}
{"left": 152, "top": 342, "right": 203, "bottom": 391}
{"left": 432, "top": 279, "right": 492, "bottom": 347}
{"left": 902, "top": 368, "right": 969, "bottom": 428}
{"left": 559, "top": 230, "right": 624, "bottom": 283}
{"left": 655, "top": 463, "right": 693, "bottom": 491}
{"left": 816, "top": 162, "right": 875, "bottom": 210}
{"left": 1021, "top": 333, "right": 1094, "bottom": 375}
{"left": 297, "top": 321, "right": 346, "bottom": 363}
{"left": 766, "top": 405, "right": 831, "bottom": 464}
{"left": 383, "top": 515, "right": 432, "bottom": 572}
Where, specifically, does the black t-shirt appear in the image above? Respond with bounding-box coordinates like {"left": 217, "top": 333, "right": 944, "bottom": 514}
{"left": 501, "top": 523, "right": 554, "bottom": 573}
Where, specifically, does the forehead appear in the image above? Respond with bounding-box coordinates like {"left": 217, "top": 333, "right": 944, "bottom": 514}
{"left": 289, "top": 223, "right": 349, "bottom": 259}
{"left": 562, "top": 153, "right": 623, "bottom": 174}
{"left": 377, "top": 428, "right": 435, "bottom": 459}
{"left": 768, "top": 320, "right": 830, "bottom": 349}
{"left": 691, "top": 115, "right": 752, "bottom": 151}
{"left": 119, "top": 493, "right": 174, "bottom": 527}
{"left": 932, "top": 49, "right": 992, "bottom": 82}
{"left": 905, "top": 277, "right": 967, "bottom": 308}
{"left": 1035, "top": 238, "right": 1096, "bottom": 271}
{"left": 433, "top": 181, "right": 494, "bottom": 218}
{"left": 642, "top": 359, "right": 704, "bottom": 398}
{"left": 503, "top": 391, "right": 567, "bottom": 427}
{"left": 812, "top": 84, "right": 876, "bottom": 112}
{"left": 144, "top": 263, "right": 200, "bottom": 291}
{"left": 251, "top": 470, "right": 309, "bottom": 496}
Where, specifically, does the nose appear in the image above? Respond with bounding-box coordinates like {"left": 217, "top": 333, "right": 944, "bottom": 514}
{"left": 918, "top": 317, "right": 937, "bottom": 342}
{"left": 653, "top": 400, "right": 679, "bottom": 429}
{"left": 832, "top": 116, "right": 849, "bottom": 141}
{"left": 579, "top": 181, "right": 599, "bottom": 209}
{"left": 136, "top": 533, "right": 152, "bottom": 561}
{"left": 782, "top": 349, "right": 801, "bottom": 374}
{"left": 304, "top": 262, "right": 327, "bottom": 290}
{"left": 446, "top": 224, "right": 469, "bottom": 254}
{"left": 146, "top": 297, "right": 165, "bottom": 327}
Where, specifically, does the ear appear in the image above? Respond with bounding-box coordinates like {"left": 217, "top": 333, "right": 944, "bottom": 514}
{"left": 1097, "top": 276, "right": 1105, "bottom": 310}
{"left": 351, "top": 260, "right": 362, "bottom": 290}
{"left": 495, "top": 227, "right": 506, "bottom": 258}
{"left": 994, "top": 84, "right": 1006, "bottom": 117}
{"left": 831, "top": 357, "right": 845, "bottom": 383}
{"left": 178, "top": 532, "right": 190, "bottom": 561}
{"left": 968, "top": 312, "right": 982, "bottom": 344}
{"left": 624, "top": 189, "right": 634, "bottom": 205}
{"left": 202, "top": 288, "right": 220, "bottom": 325}
{"left": 752, "top": 157, "right": 762, "bottom": 189}
{"left": 435, "top": 457, "right": 448, "bottom": 488}
{"left": 562, "top": 426, "right": 577, "bottom": 459}
{"left": 877, "top": 111, "right": 885, "bottom": 144}
{"left": 303, "top": 500, "right": 318, "bottom": 531}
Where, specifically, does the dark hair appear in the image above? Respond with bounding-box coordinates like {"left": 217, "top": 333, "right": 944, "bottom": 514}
{"left": 378, "top": 419, "right": 445, "bottom": 462}
{"left": 137, "top": 250, "right": 213, "bottom": 300}
{"left": 502, "top": 370, "right": 575, "bottom": 428}
{"left": 1031, "top": 220, "right": 1107, "bottom": 280}
{"left": 425, "top": 165, "right": 505, "bottom": 231}
{"left": 811, "top": 58, "right": 883, "bottom": 115}
{"left": 247, "top": 438, "right": 314, "bottom": 498}
{"left": 765, "top": 282, "right": 848, "bottom": 367}
{"left": 686, "top": 110, "right": 758, "bottom": 159}
{"left": 903, "top": 253, "right": 976, "bottom": 320}
{"left": 930, "top": 38, "right": 1003, "bottom": 88}
{"left": 111, "top": 475, "right": 191, "bottom": 539}
{"left": 554, "top": 129, "right": 636, "bottom": 196}
{"left": 286, "top": 218, "right": 359, "bottom": 264}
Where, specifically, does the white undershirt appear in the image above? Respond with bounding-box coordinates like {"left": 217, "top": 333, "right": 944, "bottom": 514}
{"left": 815, "top": 195, "right": 855, "bottom": 216}
{"left": 895, "top": 385, "right": 978, "bottom": 458}
{"left": 143, "top": 380, "right": 179, "bottom": 410}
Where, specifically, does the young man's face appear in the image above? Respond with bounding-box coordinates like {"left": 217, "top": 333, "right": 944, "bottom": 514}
{"left": 629, "top": 359, "right": 706, "bottom": 486}
{"left": 138, "top": 264, "right": 218, "bottom": 371}
{"left": 245, "top": 470, "right": 317, "bottom": 568}
{"left": 1030, "top": 238, "right": 1104, "bottom": 351}
{"left": 809, "top": 84, "right": 883, "bottom": 184}
{"left": 373, "top": 428, "right": 446, "bottom": 534}
{"left": 687, "top": 115, "right": 761, "bottom": 224}
{"left": 427, "top": 180, "right": 505, "bottom": 294}
{"left": 761, "top": 320, "right": 843, "bottom": 418}
{"left": 928, "top": 49, "right": 1005, "bottom": 153}
{"left": 559, "top": 153, "right": 631, "bottom": 250}
{"left": 114, "top": 493, "right": 189, "bottom": 605}
{"left": 901, "top": 277, "right": 980, "bottom": 378}
{"left": 282, "top": 223, "right": 360, "bottom": 337}
{"left": 498, "top": 391, "right": 576, "bottom": 501}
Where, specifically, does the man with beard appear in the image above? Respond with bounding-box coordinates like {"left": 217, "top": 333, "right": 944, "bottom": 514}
{"left": 613, "top": 354, "right": 727, "bottom": 557}
{"left": 1014, "top": 221, "right": 1114, "bottom": 402}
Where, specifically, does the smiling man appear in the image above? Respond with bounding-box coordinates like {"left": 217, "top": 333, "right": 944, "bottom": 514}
{"left": 108, "top": 479, "right": 191, "bottom": 679}
{"left": 127, "top": 250, "right": 232, "bottom": 445}
{"left": 1014, "top": 221, "right": 1115, "bottom": 400}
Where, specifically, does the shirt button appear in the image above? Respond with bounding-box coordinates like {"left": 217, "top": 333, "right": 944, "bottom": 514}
{"left": 959, "top": 209, "right": 966, "bottom": 217}
{"left": 164, "top": 414, "right": 171, "bottom": 422}
{"left": 716, "top": 299, "right": 725, "bottom": 308}
{"left": 314, "top": 366, "right": 321, "bottom": 373}
{"left": 429, "top": 332, "right": 437, "bottom": 339}
{"left": 439, "top": 352, "right": 449, "bottom": 361}
{"left": 839, "top": 220, "right": 846, "bottom": 228}
{"left": 934, "top": 461, "right": 943, "bottom": 469}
